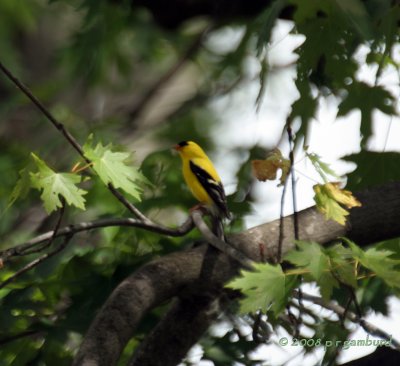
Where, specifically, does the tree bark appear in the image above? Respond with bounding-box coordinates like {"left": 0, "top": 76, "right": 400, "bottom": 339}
{"left": 72, "top": 246, "right": 239, "bottom": 366}
{"left": 128, "top": 294, "right": 228, "bottom": 366}
{"left": 73, "top": 181, "right": 400, "bottom": 366}
{"left": 341, "top": 347, "right": 400, "bottom": 366}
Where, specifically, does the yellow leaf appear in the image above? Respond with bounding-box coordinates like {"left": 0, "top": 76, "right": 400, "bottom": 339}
{"left": 313, "top": 183, "right": 361, "bottom": 225}
{"left": 252, "top": 160, "right": 278, "bottom": 181}
{"left": 324, "top": 182, "right": 362, "bottom": 209}
{"left": 251, "top": 149, "right": 290, "bottom": 186}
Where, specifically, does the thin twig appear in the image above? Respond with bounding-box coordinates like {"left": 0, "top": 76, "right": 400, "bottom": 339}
{"left": 286, "top": 121, "right": 302, "bottom": 333}
{"left": 190, "top": 210, "right": 253, "bottom": 270}
{"left": 22, "top": 199, "right": 66, "bottom": 256}
{"left": 288, "top": 299, "right": 320, "bottom": 323}
{"left": 341, "top": 296, "right": 353, "bottom": 327}
{"left": 286, "top": 123, "right": 299, "bottom": 240}
{"left": 252, "top": 311, "right": 263, "bottom": 343}
{"left": 0, "top": 216, "right": 194, "bottom": 264}
{"left": 331, "top": 270, "right": 363, "bottom": 320}
{"left": 0, "top": 60, "right": 148, "bottom": 221}
{"left": 296, "top": 290, "right": 400, "bottom": 350}
{"left": 0, "top": 234, "right": 73, "bottom": 290}
{"left": 0, "top": 202, "right": 66, "bottom": 286}
{"left": 0, "top": 62, "right": 86, "bottom": 157}
{"left": 286, "top": 304, "right": 300, "bottom": 337}
{"left": 277, "top": 177, "right": 289, "bottom": 263}
{"left": 106, "top": 184, "right": 150, "bottom": 223}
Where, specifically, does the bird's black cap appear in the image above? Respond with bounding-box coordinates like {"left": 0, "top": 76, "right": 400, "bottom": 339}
{"left": 177, "top": 141, "right": 189, "bottom": 147}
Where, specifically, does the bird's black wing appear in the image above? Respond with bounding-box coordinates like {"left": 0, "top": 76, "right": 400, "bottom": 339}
{"left": 189, "top": 160, "right": 230, "bottom": 218}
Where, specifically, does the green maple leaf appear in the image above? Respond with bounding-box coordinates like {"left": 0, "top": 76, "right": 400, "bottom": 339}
{"left": 285, "top": 241, "right": 341, "bottom": 299}
{"left": 30, "top": 154, "right": 86, "bottom": 213}
{"left": 287, "top": 241, "right": 329, "bottom": 279}
{"left": 289, "top": 77, "right": 318, "bottom": 139}
{"left": 363, "top": 248, "right": 400, "bottom": 287}
{"left": 343, "top": 151, "right": 400, "bottom": 191}
{"left": 337, "top": 81, "right": 395, "bottom": 144}
{"left": 83, "top": 138, "right": 147, "bottom": 201}
{"left": 346, "top": 239, "right": 400, "bottom": 288}
{"left": 307, "top": 152, "right": 339, "bottom": 182}
{"left": 285, "top": 242, "right": 358, "bottom": 296}
{"left": 226, "top": 263, "right": 295, "bottom": 315}
{"left": 319, "top": 272, "right": 339, "bottom": 300}
{"left": 326, "top": 244, "right": 357, "bottom": 288}
{"left": 334, "top": 0, "right": 373, "bottom": 39}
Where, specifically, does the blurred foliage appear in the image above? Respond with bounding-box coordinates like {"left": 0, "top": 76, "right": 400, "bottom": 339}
{"left": 0, "top": 0, "right": 400, "bottom": 365}
{"left": 344, "top": 151, "right": 400, "bottom": 191}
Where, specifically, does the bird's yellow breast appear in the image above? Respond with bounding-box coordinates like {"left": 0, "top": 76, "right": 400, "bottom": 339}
{"left": 182, "top": 158, "right": 212, "bottom": 204}
{"left": 176, "top": 141, "right": 225, "bottom": 211}
{"left": 182, "top": 156, "right": 222, "bottom": 205}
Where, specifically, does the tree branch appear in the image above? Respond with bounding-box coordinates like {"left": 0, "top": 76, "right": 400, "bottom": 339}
{"left": 129, "top": 294, "right": 228, "bottom": 366}
{"left": 341, "top": 347, "right": 400, "bottom": 366}
{"left": 72, "top": 244, "right": 239, "bottom": 366}
{"left": 73, "top": 181, "right": 400, "bottom": 365}
{"left": 0, "top": 200, "right": 67, "bottom": 288}
{"left": 191, "top": 210, "right": 253, "bottom": 269}
{"left": 0, "top": 216, "right": 194, "bottom": 263}
{"left": 22, "top": 199, "right": 66, "bottom": 256}
{"left": 0, "top": 234, "right": 72, "bottom": 290}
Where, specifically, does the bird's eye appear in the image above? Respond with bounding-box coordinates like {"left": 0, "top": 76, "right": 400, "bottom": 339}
{"left": 178, "top": 141, "right": 189, "bottom": 147}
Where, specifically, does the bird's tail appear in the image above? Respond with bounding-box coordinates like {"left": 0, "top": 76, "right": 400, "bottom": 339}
{"left": 211, "top": 215, "right": 225, "bottom": 240}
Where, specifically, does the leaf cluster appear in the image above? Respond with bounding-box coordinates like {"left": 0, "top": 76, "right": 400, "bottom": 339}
{"left": 227, "top": 238, "right": 400, "bottom": 314}
{"left": 7, "top": 138, "right": 147, "bottom": 215}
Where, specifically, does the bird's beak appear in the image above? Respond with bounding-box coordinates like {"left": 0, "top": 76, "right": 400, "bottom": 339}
{"left": 173, "top": 144, "right": 181, "bottom": 151}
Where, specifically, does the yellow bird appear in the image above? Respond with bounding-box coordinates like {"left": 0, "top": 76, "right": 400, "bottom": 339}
{"left": 174, "top": 141, "right": 231, "bottom": 221}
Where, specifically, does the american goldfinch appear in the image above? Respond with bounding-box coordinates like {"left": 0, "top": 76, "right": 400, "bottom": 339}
{"left": 174, "top": 141, "right": 231, "bottom": 221}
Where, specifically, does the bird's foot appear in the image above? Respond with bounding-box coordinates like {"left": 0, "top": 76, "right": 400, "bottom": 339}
{"left": 189, "top": 204, "right": 209, "bottom": 215}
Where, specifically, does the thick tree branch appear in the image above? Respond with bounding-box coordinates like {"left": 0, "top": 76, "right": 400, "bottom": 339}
{"left": 341, "top": 347, "right": 400, "bottom": 366}
{"left": 129, "top": 294, "right": 228, "bottom": 366}
{"left": 74, "top": 181, "right": 400, "bottom": 366}
{"left": 72, "top": 245, "right": 239, "bottom": 366}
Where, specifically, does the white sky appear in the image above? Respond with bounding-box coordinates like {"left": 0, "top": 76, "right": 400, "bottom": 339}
{"left": 187, "top": 21, "right": 400, "bottom": 366}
